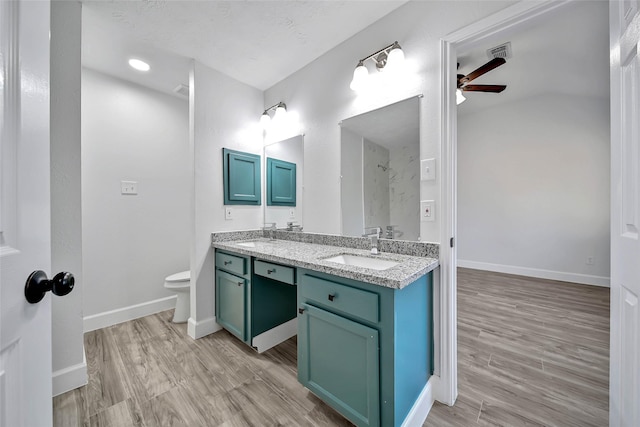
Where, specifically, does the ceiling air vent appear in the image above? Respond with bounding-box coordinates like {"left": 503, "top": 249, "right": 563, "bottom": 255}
{"left": 173, "top": 84, "right": 189, "bottom": 98}
{"left": 487, "top": 42, "right": 512, "bottom": 60}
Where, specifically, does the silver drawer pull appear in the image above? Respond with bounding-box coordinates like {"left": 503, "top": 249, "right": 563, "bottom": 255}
{"left": 224, "top": 261, "right": 232, "bottom": 266}
{"left": 237, "top": 282, "right": 243, "bottom": 287}
{"left": 328, "top": 294, "right": 335, "bottom": 302}
{"left": 267, "top": 269, "right": 276, "bottom": 274}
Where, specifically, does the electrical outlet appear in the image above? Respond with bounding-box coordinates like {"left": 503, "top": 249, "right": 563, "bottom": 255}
{"left": 420, "top": 200, "right": 435, "bottom": 222}
{"left": 587, "top": 256, "right": 595, "bottom": 265}
{"left": 421, "top": 158, "right": 436, "bottom": 181}
{"left": 289, "top": 208, "right": 295, "bottom": 219}
{"left": 225, "top": 207, "right": 233, "bottom": 220}
{"left": 121, "top": 181, "right": 138, "bottom": 195}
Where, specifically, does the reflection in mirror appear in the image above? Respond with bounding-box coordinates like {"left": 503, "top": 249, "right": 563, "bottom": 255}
{"left": 340, "top": 96, "right": 420, "bottom": 240}
{"left": 264, "top": 135, "right": 304, "bottom": 230}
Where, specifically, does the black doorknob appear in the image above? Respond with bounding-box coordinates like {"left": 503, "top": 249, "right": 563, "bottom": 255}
{"left": 24, "top": 270, "right": 74, "bottom": 304}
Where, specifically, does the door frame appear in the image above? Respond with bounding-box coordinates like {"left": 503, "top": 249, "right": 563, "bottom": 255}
{"left": 437, "top": 0, "right": 574, "bottom": 405}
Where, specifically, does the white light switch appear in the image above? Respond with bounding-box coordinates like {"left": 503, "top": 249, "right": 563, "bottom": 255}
{"left": 225, "top": 207, "right": 233, "bottom": 220}
{"left": 121, "top": 181, "right": 138, "bottom": 195}
{"left": 289, "top": 208, "right": 295, "bottom": 219}
{"left": 420, "top": 200, "right": 435, "bottom": 222}
{"left": 421, "top": 159, "right": 436, "bottom": 181}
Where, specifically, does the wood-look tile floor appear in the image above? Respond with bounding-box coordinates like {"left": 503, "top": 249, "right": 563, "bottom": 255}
{"left": 54, "top": 268, "right": 610, "bottom": 427}
{"left": 53, "top": 312, "right": 352, "bottom": 427}
{"left": 426, "top": 268, "right": 610, "bottom": 427}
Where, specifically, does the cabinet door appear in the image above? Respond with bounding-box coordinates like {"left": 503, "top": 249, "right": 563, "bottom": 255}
{"left": 216, "top": 269, "right": 246, "bottom": 340}
{"left": 298, "top": 304, "right": 380, "bottom": 427}
{"left": 223, "top": 148, "right": 261, "bottom": 205}
{"left": 266, "top": 157, "right": 296, "bottom": 206}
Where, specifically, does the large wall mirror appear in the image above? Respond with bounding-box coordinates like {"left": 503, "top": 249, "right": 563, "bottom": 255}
{"left": 264, "top": 135, "right": 304, "bottom": 229}
{"left": 340, "top": 96, "right": 420, "bottom": 240}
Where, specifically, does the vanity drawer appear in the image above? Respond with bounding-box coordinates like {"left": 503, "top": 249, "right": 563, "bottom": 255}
{"left": 301, "top": 274, "right": 379, "bottom": 324}
{"left": 216, "top": 251, "right": 247, "bottom": 276}
{"left": 254, "top": 260, "right": 295, "bottom": 285}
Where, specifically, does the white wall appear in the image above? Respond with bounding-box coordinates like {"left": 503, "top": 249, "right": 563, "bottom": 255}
{"left": 189, "top": 61, "right": 263, "bottom": 338}
{"left": 457, "top": 94, "right": 610, "bottom": 285}
{"left": 51, "top": 0, "right": 86, "bottom": 396}
{"left": 81, "top": 69, "right": 190, "bottom": 324}
{"left": 264, "top": 1, "right": 510, "bottom": 242}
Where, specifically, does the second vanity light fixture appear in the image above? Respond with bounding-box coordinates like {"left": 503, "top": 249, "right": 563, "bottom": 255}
{"left": 260, "top": 102, "right": 287, "bottom": 129}
{"left": 349, "top": 41, "right": 405, "bottom": 91}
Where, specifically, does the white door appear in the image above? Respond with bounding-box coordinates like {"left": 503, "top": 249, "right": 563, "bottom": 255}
{"left": 0, "top": 1, "right": 53, "bottom": 426}
{"left": 610, "top": 1, "right": 640, "bottom": 426}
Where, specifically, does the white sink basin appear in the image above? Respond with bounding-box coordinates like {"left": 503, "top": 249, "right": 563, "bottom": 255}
{"left": 236, "top": 240, "right": 275, "bottom": 248}
{"left": 322, "top": 254, "right": 399, "bottom": 271}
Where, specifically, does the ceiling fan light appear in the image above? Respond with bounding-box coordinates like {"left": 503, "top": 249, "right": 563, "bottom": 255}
{"left": 350, "top": 62, "right": 369, "bottom": 91}
{"left": 456, "top": 88, "right": 466, "bottom": 105}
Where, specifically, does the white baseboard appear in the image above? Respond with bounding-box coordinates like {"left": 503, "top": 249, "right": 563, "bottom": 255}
{"left": 457, "top": 260, "right": 610, "bottom": 287}
{"left": 187, "top": 316, "right": 221, "bottom": 339}
{"left": 83, "top": 295, "right": 177, "bottom": 332}
{"left": 402, "top": 378, "right": 434, "bottom": 427}
{"left": 52, "top": 347, "right": 87, "bottom": 397}
{"left": 252, "top": 318, "right": 297, "bottom": 353}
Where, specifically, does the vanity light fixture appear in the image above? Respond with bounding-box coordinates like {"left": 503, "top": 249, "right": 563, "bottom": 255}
{"left": 128, "top": 58, "right": 150, "bottom": 72}
{"left": 456, "top": 88, "right": 466, "bottom": 105}
{"left": 349, "top": 41, "right": 405, "bottom": 91}
{"left": 260, "top": 102, "right": 287, "bottom": 129}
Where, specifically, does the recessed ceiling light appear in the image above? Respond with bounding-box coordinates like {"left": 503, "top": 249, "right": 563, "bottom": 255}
{"left": 128, "top": 58, "right": 150, "bottom": 72}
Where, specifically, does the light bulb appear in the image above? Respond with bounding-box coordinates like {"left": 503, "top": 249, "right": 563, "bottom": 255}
{"left": 456, "top": 89, "right": 466, "bottom": 105}
{"left": 273, "top": 104, "right": 287, "bottom": 122}
{"left": 350, "top": 62, "right": 369, "bottom": 91}
{"left": 260, "top": 112, "right": 271, "bottom": 130}
{"left": 128, "top": 58, "right": 150, "bottom": 72}
{"left": 385, "top": 44, "right": 405, "bottom": 73}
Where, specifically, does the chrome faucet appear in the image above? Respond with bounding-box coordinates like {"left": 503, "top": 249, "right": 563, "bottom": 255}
{"left": 263, "top": 222, "right": 277, "bottom": 240}
{"left": 286, "top": 221, "right": 303, "bottom": 232}
{"left": 362, "top": 226, "right": 381, "bottom": 238}
{"left": 362, "top": 226, "right": 381, "bottom": 254}
{"left": 369, "top": 235, "right": 379, "bottom": 255}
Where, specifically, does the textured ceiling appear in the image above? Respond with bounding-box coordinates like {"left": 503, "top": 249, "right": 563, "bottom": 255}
{"left": 81, "top": 1, "right": 408, "bottom": 95}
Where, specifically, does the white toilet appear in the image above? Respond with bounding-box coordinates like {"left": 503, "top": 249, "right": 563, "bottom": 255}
{"left": 164, "top": 270, "right": 190, "bottom": 323}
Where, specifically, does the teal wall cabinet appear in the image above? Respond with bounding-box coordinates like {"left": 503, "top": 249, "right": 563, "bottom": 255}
{"left": 223, "top": 148, "right": 261, "bottom": 205}
{"left": 297, "top": 269, "right": 433, "bottom": 427}
{"left": 266, "top": 157, "right": 296, "bottom": 206}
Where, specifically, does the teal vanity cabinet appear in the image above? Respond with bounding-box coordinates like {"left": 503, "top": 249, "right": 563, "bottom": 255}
{"left": 215, "top": 249, "right": 297, "bottom": 348}
{"left": 297, "top": 269, "right": 433, "bottom": 427}
{"left": 215, "top": 250, "right": 251, "bottom": 341}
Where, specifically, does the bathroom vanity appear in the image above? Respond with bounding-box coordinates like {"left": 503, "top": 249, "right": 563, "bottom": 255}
{"left": 212, "top": 231, "right": 438, "bottom": 427}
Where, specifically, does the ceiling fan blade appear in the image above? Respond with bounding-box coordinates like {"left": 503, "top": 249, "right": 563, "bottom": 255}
{"left": 462, "top": 84, "right": 507, "bottom": 93}
{"left": 460, "top": 57, "right": 506, "bottom": 84}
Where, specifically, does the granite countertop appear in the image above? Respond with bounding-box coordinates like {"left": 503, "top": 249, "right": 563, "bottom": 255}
{"left": 211, "top": 234, "right": 439, "bottom": 290}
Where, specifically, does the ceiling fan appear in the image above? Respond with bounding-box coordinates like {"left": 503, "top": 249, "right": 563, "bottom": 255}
{"left": 457, "top": 57, "right": 507, "bottom": 101}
